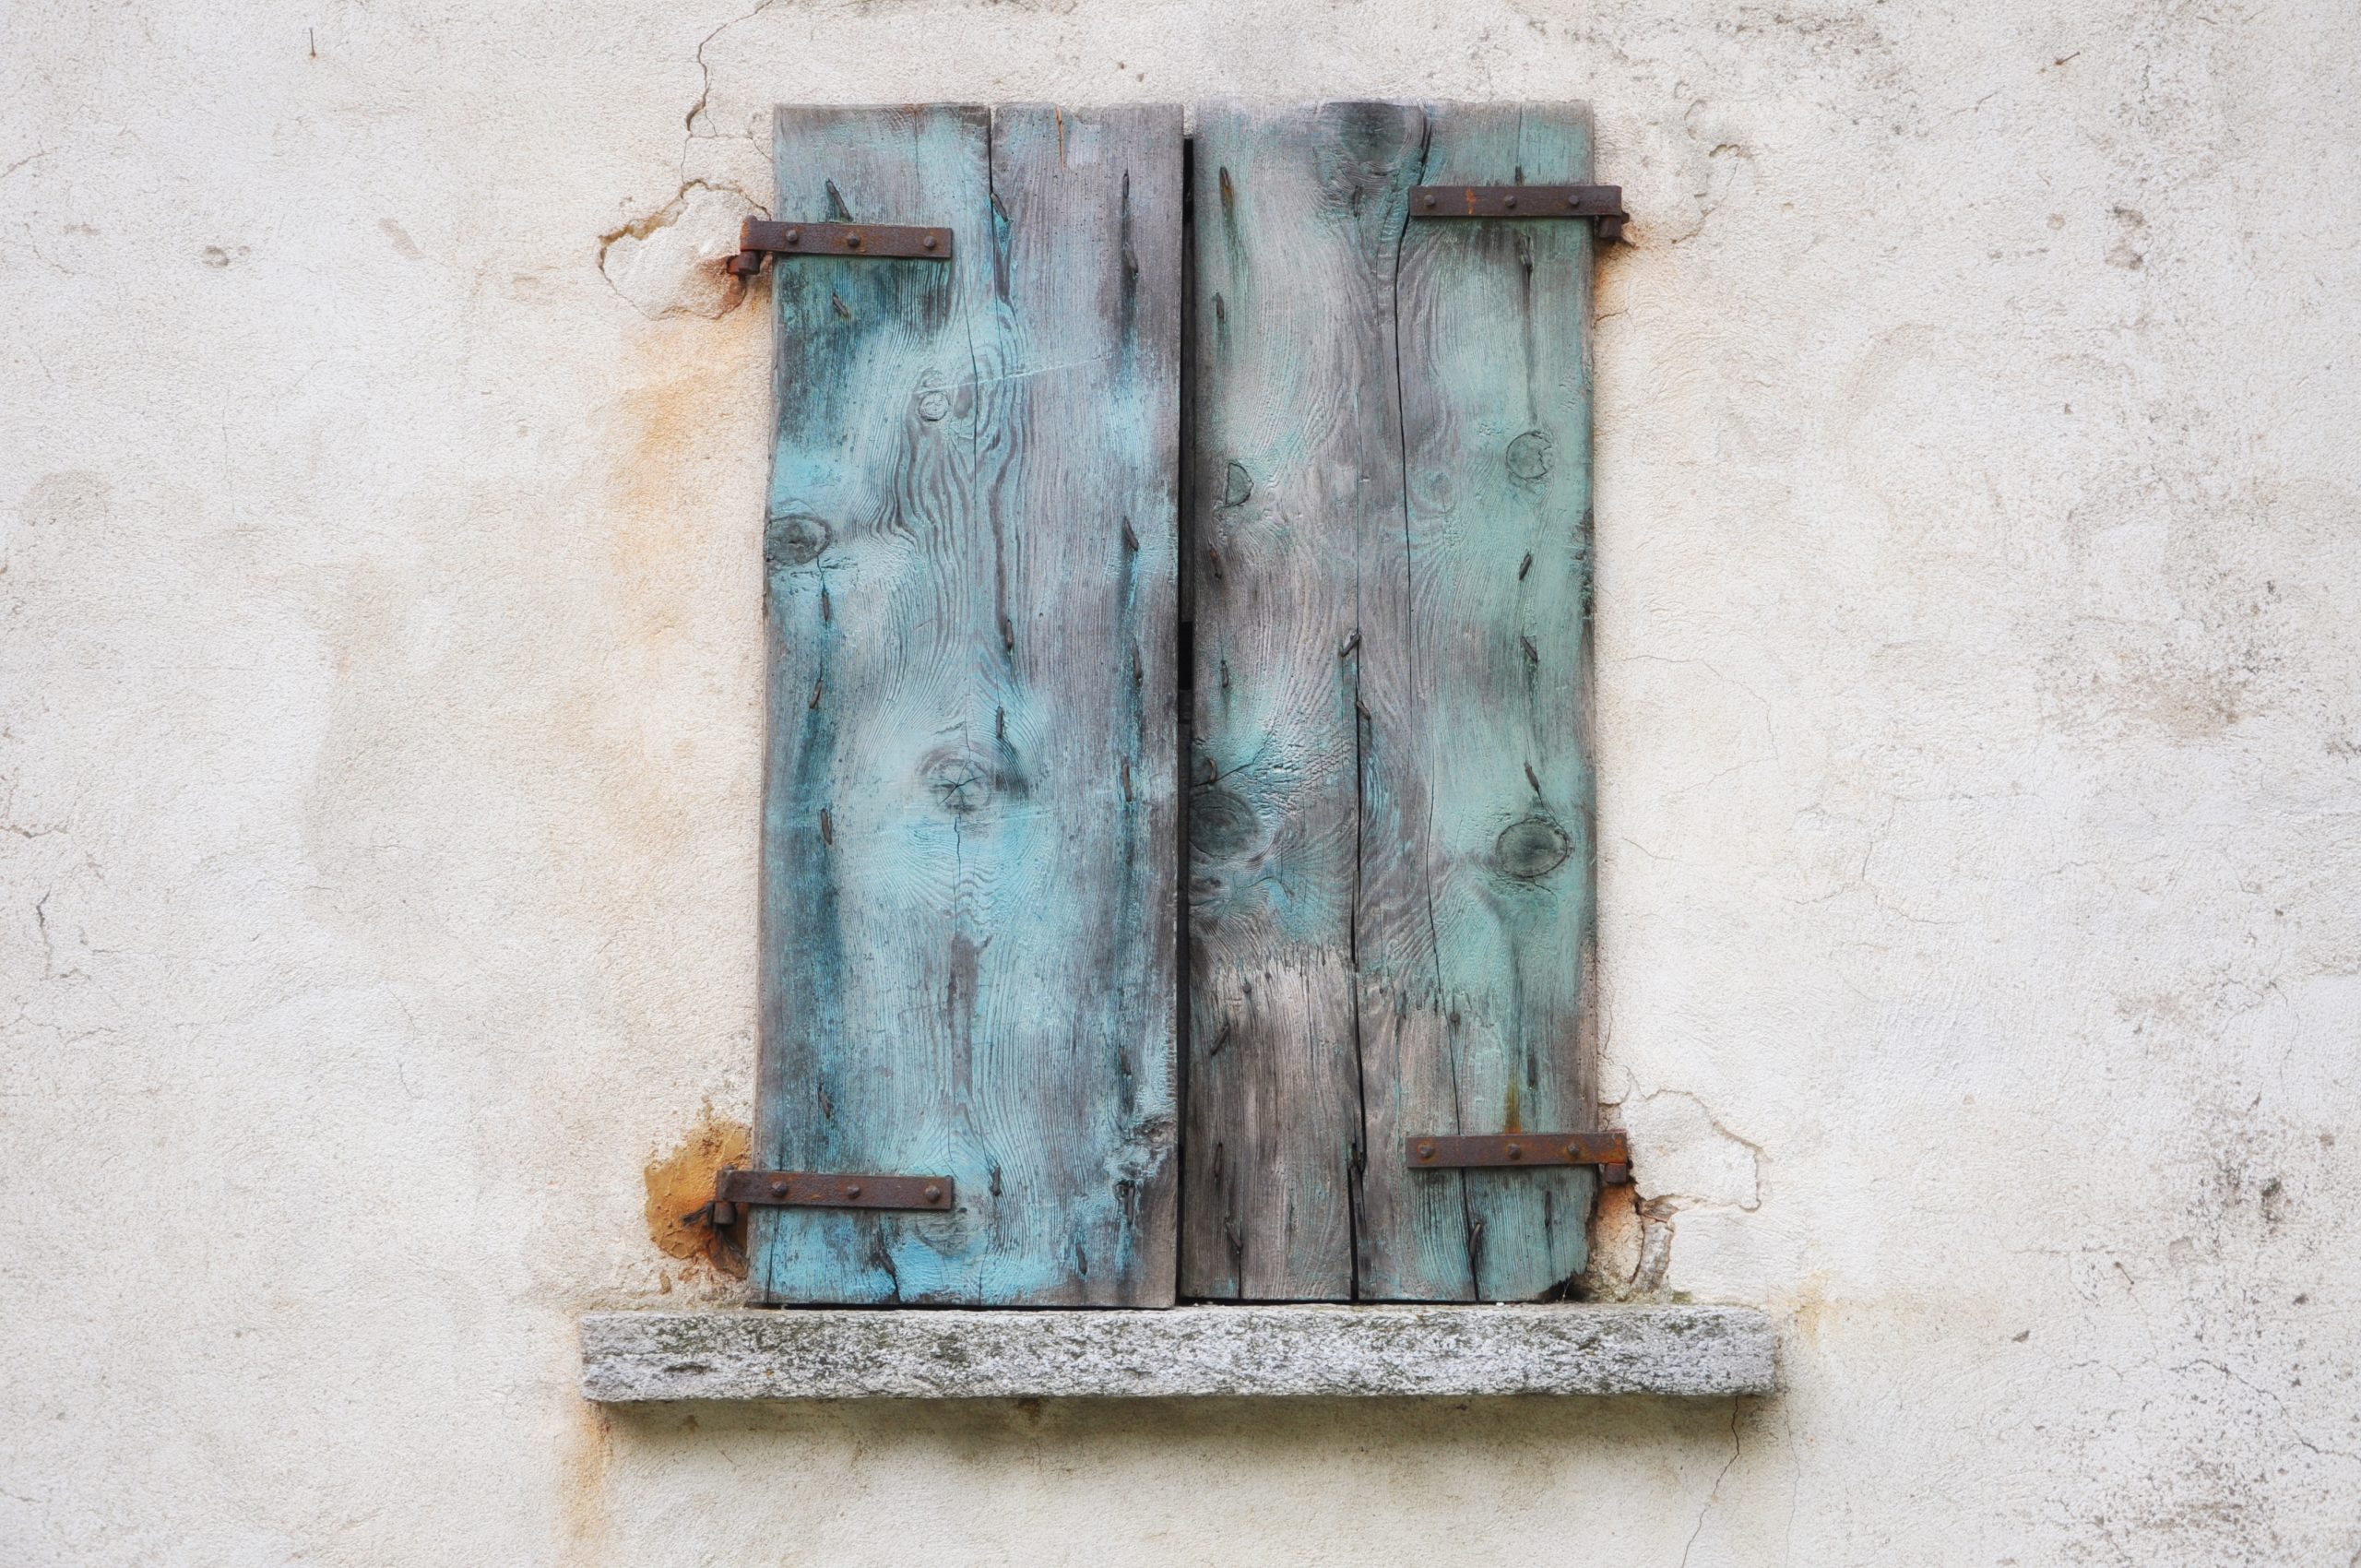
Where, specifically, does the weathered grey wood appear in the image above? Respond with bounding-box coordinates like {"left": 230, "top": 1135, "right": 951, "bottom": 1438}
{"left": 758, "top": 104, "right": 1181, "bottom": 1305}
{"left": 1184, "top": 101, "right": 1602, "bottom": 1301}
{"left": 1183, "top": 102, "right": 1429, "bottom": 1300}
{"left": 581, "top": 1305, "right": 1777, "bottom": 1399}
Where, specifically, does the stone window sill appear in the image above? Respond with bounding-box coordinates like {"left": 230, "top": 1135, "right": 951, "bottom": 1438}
{"left": 579, "top": 1303, "right": 1775, "bottom": 1401}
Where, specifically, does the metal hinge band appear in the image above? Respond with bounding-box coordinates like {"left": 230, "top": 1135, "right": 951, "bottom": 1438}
{"left": 1410, "top": 184, "right": 1628, "bottom": 242}
{"left": 729, "top": 218, "right": 955, "bottom": 275}
{"left": 700, "top": 1167, "right": 956, "bottom": 1223}
{"left": 1407, "top": 1132, "right": 1632, "bottom": 1184}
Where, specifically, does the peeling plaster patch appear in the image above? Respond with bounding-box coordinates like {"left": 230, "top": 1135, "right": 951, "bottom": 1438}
{"left": 1584, "top": 1090, "right": 1762, "bottom": 1301}
{"left": 1621, "top": 1089, "right": 1764, "bottom": 1213}
{"left": 1580, "top": 1184, "right": 1680, "bottom": 1300}
{"left": 1582, "top": 1181, "right": 1647, "bottom": 1298}
{"left": 599, "top": 184, "right": 757, "bottom": 320}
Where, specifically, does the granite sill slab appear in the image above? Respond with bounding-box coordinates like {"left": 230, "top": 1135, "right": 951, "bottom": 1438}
{"left": 579, "top": 1303, "right": 1776, "bottom": 1401}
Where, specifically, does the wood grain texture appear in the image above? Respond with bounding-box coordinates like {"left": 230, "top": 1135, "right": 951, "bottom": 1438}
{"left": 1362, "top": 103, "right": 1599, "bottom": 1300}
{"left": 1182, "top": 102, "right": 1427, "bottom": 1300}
{"left": 756, "top": 104, "right": 1181, "bottom": 1305}
{"left": 1183, "top": 101, "right": 1600, "bottom": 1301}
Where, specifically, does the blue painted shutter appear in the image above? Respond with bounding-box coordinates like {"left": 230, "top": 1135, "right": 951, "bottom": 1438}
{"left": 754, "top": 104, "right": 1182, "bottom": 1305}
{"left": 1181, "top": 102, "right": 1604, "bottom": 1301}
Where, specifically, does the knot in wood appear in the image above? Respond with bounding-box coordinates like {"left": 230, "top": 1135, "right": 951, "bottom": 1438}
{"left": 1505, "top": 430, "right": 1554, "bottom": 482}
{"left": 765, "top": 511, "right": 831, "bottom": 569}
{"left": 923, "top": 751, "right": 999, "bottom": 815}
{"left": 1190, "top": 786, "right": 1261, "bottom": 861}
{"left": 1494, "top": 815, "right": 1572, "bottom": 879}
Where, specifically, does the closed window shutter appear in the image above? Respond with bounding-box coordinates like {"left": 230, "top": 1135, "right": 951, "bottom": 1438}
{"left": 754, "top": 104, "right": 1183, "bottom": 1305}
{"left": 1183, "top": 102, "right": 1602, "bottom": 1301}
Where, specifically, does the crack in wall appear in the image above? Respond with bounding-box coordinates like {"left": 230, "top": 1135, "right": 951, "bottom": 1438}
{"left": 1679, "top": 1398, "right": 1744, "bottom": 1568}
{"left": 681, "top": 0, "right": 786, "bottom": 181}
{"left": 595, "top": 0, "right": 801, "bottom": 319}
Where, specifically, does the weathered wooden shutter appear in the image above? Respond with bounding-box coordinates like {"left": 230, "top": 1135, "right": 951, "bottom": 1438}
{"left": 754, "top": 104, "right": 1182, "bottom": 1305}
{"left": 1182, "top": 102, "right": 1602, "bottom": 1301}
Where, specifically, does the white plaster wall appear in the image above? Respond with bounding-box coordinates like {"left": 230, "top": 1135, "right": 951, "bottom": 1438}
{"left": 4, "top": 0, "right": 2355, "bottom": 1561}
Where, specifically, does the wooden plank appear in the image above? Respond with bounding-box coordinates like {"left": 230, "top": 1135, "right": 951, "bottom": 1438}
{"left": 1184, "top": 101, "right": 1601, "bottom": 1301}
{"left": 1361, "top": 102, "right": 1601, "bottom": 1301}
{"left": 1182, "top": 102, "right": 1428, "bottom": 1300}
{"left": 756, "top": 104, "right": 1181, "bottom": 1305}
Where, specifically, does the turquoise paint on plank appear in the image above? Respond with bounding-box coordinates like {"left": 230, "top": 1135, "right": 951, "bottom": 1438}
{"left": 1358, "top": 103, "right": 1600, "bottom": 1300}
{"left": 755, "top": 104, "right": 1182, "bottom": 1306}
{"left": 1183, "top": 101, "right": 1602, "bottom": 1301}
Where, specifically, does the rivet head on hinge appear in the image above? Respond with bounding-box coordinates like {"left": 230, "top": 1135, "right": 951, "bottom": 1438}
{"left": 921, "top": 233, "right": 937, "bottom": 250}
{"left": 1415, "top": 1141, "right": 1437, "bottom": 1161}
{"left": 769, "top": 1178, "right": 790, "bottom": 1197}
{"left": 843, "top": 1182, "right": 862, "bottom": 1198}
{"left": 843, "top": 232, "right": 861, "bottom": 250}
{"left": 923, "top": 1183, "right": 943, "bottom": 1203}
{"left": 784, "top": 228, "right": 801, "bottom": 245}
{"left": 1506, "top": 1141, "right": 1525, "bottom": 1159}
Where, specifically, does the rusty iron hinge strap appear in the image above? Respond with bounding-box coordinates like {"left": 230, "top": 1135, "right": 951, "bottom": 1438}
{"left": 728, "top": 218, "right": 955, "bottom": 275}
{"left": 1408, "top": 1132, "right": 1632, "bottom": 1184}
{"left": 701, "top": 1168, "right": 955, "bottom": 1223}
{"left": 1410, "top": 184, "right": 1628, "bottom": 243}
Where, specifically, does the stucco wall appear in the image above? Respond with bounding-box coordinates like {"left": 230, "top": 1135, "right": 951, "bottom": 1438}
{"left": 5, "top": 0, "right": 2357, "bottom": 1562}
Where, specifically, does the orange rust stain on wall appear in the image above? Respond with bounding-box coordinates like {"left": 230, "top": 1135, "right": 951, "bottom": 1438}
{"left": 646, "top": 1107, "right": 753, "bottom": 1278}
{"left": 558, "top": 1400, "right": 616, "bottom": 1565}
{"left": 1581, "top": 1180, "right": 1647, "bottom": 1299}
{"left": 541, "top": 301, "right": 765, "bottom": 860}
{"left": 605, "top": 299, "right": 769, "bottom": 651}
{"left": 517, "top": 303, "right": 770, "bottom": 1051}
